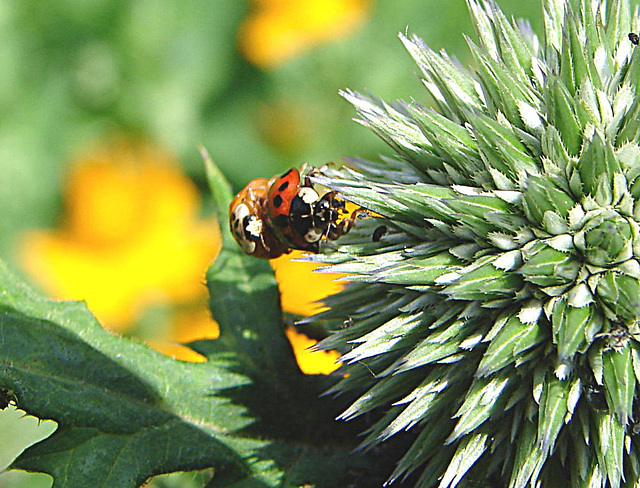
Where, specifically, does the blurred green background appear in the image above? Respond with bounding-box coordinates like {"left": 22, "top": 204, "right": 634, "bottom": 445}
{"left": 0, "top": 0, "right": 543, "bottom": 486}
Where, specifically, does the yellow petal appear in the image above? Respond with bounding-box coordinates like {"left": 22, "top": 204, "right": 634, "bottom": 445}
{"left": 285, "top": 326, "right": 341, "bottom": 375}
{"left": 271, "top": 250, "right": 346, "bottom": 316}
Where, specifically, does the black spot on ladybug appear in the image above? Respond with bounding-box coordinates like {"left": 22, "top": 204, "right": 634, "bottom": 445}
{"left": 630, "top": 32, "right": 639, "bottom": 45}
{"left": 278, "top": 181, "right": 289, "bottom": 192}
{"left": 372, "top": 225, "right": 387, "bottom": 242}
{"left": 280, "top": 169, "right": 293, "bottom": 178}
{"left": 273, "top": 194, "right": 284, "bottom": 208}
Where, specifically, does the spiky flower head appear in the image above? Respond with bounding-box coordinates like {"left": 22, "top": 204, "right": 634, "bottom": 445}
{"left": 306, "top": 0, "right": 640, "bottom": 486}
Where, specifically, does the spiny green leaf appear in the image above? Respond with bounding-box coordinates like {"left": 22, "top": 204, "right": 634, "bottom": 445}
{"left": 546, "top": 77, "right": 582, "bottom": 155}
{"left": 338, "top": 370, "right": 425, "bottom": 421}
{"left": 448, "top": 373, "right": 512, "bottom": 442}
{"left": 605, "top": 0, "right": 633, "bottom": 53}
{"left": 341, "top": 90, "right": 442, "bottom": 173}
{"left": 537, "top": 373, "right": 570, "bottom": 454}
{"left": 387, "top": 416, "right": 455, "bottom": 486}
{"left": 594, "top": 411, "right": 626, "bottom": 488}
{"left": 469, "top": 112, "right": 541, "bottom": 180}
{"left": 443, "top": 257, "right": 524, "bottom": 301}
{"left": 509, "top": 420, "right": 545, "bottom": 488}
{"left": 551, "top": 296, "right": 600, "bottom": 364}
{"left": 520, "top": 240, "right": 580, "bottom": 288}
{"left": 476, "top": 314, "right": 547, "bottom": 377}
{"left": 307, "top": 1, "right": 640, "bottom": 486}
{"left": 0, "top": 259, "right": 269, "bottom": 488}
{"left": 341, "top": 313, "right": 424, "bottom": 363}
{"left": 577, "top": 132, "right": 621, "bottom": 197}
{"left": 397, "top": 318, "right": 484, "bottom": 372}
{"left": 467, "top": 0, "right": 536, "bottom": 89}
{"left": 405, "top": 104, "right": 482, "bottom": 176}
{"left": 439, "top": 431, "right": 489, "bottom": 488}
{"left": 602, "top": 344, "right": 635, "bottom": 425}
{"left": 596, "top": 271, "right": 640, "bottom": 322}
{"left": 371, "top": 251, "right": 463, "bottom": 286}
{"left": 522, "top": 175, "right": 575, "bottom": 224}
{"left": 399, "top": 33, "right": 485, "bottom": 120}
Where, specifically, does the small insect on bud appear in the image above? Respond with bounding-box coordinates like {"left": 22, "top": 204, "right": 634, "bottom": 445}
{"left": 629, "top": 32, "right": 639, "bottom": 45}
{"left": 372, "top": 225, "right": 387, "bottom": 242}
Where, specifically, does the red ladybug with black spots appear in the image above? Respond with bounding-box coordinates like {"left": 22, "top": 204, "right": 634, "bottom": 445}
{"left": 229, "top": 165, "right": 364, "bottom": 259}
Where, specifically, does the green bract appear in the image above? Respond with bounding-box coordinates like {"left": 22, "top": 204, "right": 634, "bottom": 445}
{"left": 307, "top": 0, "right": 640, "bottom": 486}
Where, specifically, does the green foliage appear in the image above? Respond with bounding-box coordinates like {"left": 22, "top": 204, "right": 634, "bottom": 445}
{"left": 0, "top": 258, "right": 259, "bottom": 487}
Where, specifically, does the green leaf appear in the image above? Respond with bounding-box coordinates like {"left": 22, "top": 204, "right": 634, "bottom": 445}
{"left": 445, "top": 192, "right": 520, "bottom": 237}
{"left": 476, "top": 314, "right": 547, "bottom": 377}
{"left": 201, "top": 154, "right": 372, "bottom": 467}
{"left": 444, "top": 257, "right": 524, "bottom": 301}
{"left": 577, "top": 133, "right": 621, "bottom": 197}
{"left": 509, "top": 419, "right": 545, "bottom": 488}
{"left": 594, "top": 411, "right": 626, "bottom": 488}
{"left": 522, "top": 175, "right": 575, "bottom": 225}
{"left": 341, "top": 90, "right": 442, "bottom": 175}
{"left": 405, "top": 104, "right": 483, "bottom": 177}
{"left": 201, "top": 148, "right": 299, "bottom": 375}
{"left": 602, "top": 344, "right": 635, "bottom": 425}
{"left": 396, "top": 318, "right": 480, "bottom": 372}
{"left": 551, "top": 296, "right": 600, "bottom": 364}
{"left": 0, "top": 259, "right": 271, "bottom": 488}
{"left": 439, "top": 431, "right": 489, "bottom": 488}
{"left": 448, "top": 373, "right": 512, "bottom": 442}
{"left": 537, "top": 374, "right": 570, "bottom": 454}
{"left": 546, "top": 77, "right": 582, "bottom": 155}
{"left": 596, "top": 271, "right": 640, "bottom": 322}
{"left": 340, "top": 313, "right": 424, "bottom": 363}
{"left": 469, "top": 113, "right": 540, "bottom": 181}
{"left": 371, "top": 251, "right": 463, "bottom": 286}
{"left": 386, "top": 414, "right": 455, "bottom": 486}
{"left": 399, "top": 33, "right": 486, "bottom": 121}
{"left": 605, "top": 0, "right": 632, "bottom": 53}
{"left": 467, "top": 0, "right": 536, "bottom": 89}
{"left": 0, "top": 154, "right": 380, "bottom": 488}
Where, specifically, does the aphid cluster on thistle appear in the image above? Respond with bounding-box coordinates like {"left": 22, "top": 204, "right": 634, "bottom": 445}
{"left": 229, "top": 165, "right": 365, "bottom": 259}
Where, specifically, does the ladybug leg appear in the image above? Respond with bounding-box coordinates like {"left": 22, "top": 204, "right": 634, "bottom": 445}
{"left": 327, "top": 207, "right": 370, "bottom": 240}
{"left": 259, "top": 232, "right": 273, "bottom": 254}
{"left": 342, "top": 207, "right": 370, "bottom": 234}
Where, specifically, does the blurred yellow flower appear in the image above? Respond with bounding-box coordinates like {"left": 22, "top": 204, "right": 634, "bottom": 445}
{"left": 271, "top": 250, "right": 346, "bottom": 316}
{"left": 20, "top": 143, "right": 220, "bottom": 340}
{"left": 285, "top": 326, "right": 341, "bottom": 374}
{"left": 239, "top": 0, "right": 371, "bottom": 68}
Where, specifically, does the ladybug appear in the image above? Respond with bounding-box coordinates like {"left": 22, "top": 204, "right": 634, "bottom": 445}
{"left": 229, "top": 165, "right": 365, "bottom": 259}
{"left": 266, "top": 166, "right": 366, "bottom": 253}
{"left": 229, "top": 176, "right": 288, "bottom": 259}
